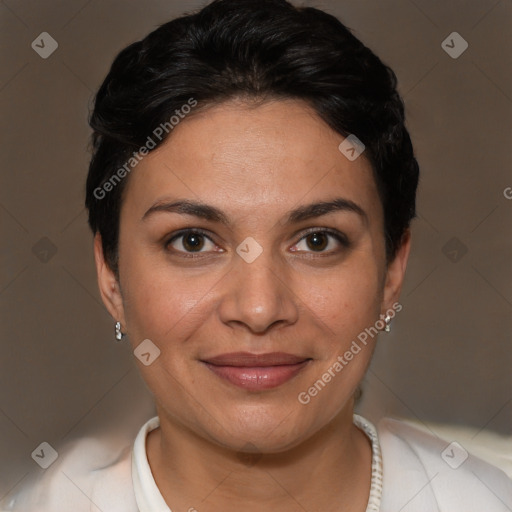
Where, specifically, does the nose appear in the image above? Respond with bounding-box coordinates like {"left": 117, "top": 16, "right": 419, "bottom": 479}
{"left": 217, "top": 246, "right": 299, "bottom": 334}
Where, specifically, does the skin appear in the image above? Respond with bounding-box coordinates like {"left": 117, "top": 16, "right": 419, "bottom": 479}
{"left": 95, "top": 98, "right": 411, "bottom": 511}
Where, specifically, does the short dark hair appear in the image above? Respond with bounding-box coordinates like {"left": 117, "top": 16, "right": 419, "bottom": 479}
{"left": 85, "top": 0, "right": 419, "bottom": 274}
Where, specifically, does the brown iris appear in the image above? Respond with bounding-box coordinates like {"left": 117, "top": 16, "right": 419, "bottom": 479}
{"left": 306, "top": 232, "right": 328, "bottom": 251}
{"left": 182, "top": 233, "right": 205, "bottom": 252}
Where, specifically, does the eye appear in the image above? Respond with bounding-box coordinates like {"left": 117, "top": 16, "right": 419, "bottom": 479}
{"left": 166, "top": 229, "right": 219, "bottom": 255}
{"left": 291, "top": 229, "right": 349, "bottom": 254}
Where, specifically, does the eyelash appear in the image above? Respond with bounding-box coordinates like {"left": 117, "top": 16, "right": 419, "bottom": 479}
{"left": 164, "top": 228, "right": 350, "bottom": 258}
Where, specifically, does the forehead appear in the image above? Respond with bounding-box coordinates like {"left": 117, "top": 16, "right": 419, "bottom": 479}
{"left": 122, "top": 99, "right": 381, "bottom": 225}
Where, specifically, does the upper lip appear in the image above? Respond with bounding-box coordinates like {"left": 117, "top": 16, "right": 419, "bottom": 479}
{"left": 201, "top": 352, "right": 310, "bottom": 367}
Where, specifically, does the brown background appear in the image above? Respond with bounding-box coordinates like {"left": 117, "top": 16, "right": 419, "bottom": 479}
{"left": 1, "top": 0, "right": 511, "bottom": 498}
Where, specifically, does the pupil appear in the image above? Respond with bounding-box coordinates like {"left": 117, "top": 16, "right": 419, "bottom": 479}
{"left": 308, "top": 233, "right": 327, "bottom": 251}
{"left": 184, "top": 233, "right": 203, "bottom": 251}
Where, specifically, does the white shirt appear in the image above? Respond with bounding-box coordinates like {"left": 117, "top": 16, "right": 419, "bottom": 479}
{"left": 2, "top": 415, "right": 511, "bottom": 511}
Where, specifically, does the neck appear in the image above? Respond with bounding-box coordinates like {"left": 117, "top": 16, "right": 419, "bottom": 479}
{"left": 146, "top": 405, "right": 373, "bottom": 512}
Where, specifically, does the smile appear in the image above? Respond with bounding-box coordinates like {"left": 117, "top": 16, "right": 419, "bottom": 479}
{"left": 201, "top": 352, "right": 312, "bottom": 391}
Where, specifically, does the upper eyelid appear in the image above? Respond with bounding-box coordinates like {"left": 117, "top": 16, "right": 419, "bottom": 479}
{"left": 166, "top": 228, "right": 216, "bottom": 247}
{"left": 292, "top": 226, "right": 348, "bottom": 242}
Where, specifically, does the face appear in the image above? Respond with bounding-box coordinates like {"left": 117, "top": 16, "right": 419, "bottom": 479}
{"left": 95, "top": 98, "right": 410, "bottom": 452}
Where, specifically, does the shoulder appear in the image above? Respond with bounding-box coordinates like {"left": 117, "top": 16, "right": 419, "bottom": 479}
{"left": 0, "top": 434, "right": 138, "bottom": 512}
{"left": 377, "top": 416, "right": 512, "bottom": 512}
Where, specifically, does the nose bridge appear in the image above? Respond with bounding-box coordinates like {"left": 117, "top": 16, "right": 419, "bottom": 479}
{"left": 236, "top": 245, "right": 280, "bottom": 294}
{"left": 218, "top": 237, "right": 298, "bottom": 332}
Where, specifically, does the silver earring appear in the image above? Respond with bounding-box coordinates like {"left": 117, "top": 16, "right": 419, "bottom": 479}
{"left": 115, "top": 321, "right": 124, "bottom": 341}
{"left": 384, "top": 315, "right": 391, "bottom": 333}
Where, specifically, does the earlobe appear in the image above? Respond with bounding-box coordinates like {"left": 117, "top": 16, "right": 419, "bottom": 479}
{"left": 93, "top": 233, "right": 125, "bottom": 326}
{"left": 382, "top": 229, "right": 412, "bottom": 311}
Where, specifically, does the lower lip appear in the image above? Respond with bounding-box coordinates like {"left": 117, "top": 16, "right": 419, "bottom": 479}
{"left": 202, "top": 361, "right": 310, "bottom": 391}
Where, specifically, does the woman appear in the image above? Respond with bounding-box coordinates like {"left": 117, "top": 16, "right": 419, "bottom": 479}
{"left": 3, "top": 0, "right": 511, "bottom": 510}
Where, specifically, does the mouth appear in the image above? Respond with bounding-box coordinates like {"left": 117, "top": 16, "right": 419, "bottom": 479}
{"left": 200, "top": 352, "right": 312, "bottom": 391}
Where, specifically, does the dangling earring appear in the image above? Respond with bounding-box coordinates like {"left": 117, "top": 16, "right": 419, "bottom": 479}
{"left": 384, "top": 315, "right": 391, "bottom": 333}
{"left": 115, "top": 321, "right": 125, "bottom": 341}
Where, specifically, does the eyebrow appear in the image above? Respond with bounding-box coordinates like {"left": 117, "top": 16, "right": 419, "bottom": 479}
{"left": 142, "top": 197, "right": 367, "bottom": 226}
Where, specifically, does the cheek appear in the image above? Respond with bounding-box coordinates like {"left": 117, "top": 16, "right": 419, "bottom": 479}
{"left": 119, "top": 248, "right": 220, "bottom": 343}
{"left": 301, "top": 259, "right": 383, "bottom": 338}
{"left": 295, "top": 267, "right": 382, "bottom": 421}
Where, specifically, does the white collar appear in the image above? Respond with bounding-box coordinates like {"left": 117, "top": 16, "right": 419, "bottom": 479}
{"left": 131, "top": 416, "right": 170, "bottom": 512}
{"left": 131, "top": 414, "right": 382, "bottom": 512}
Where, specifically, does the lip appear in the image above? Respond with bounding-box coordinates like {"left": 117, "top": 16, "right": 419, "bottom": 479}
{"left": 201, "top": 352, "right": 311, "bottom": 391}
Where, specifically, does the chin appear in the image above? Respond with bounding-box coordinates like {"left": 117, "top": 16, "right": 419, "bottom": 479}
{"left": 202, "top": 403, "right": 317, "bottom": 454}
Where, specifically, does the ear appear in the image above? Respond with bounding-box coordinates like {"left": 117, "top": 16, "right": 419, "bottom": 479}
{"left": 381, "top": 229, "right": 412, "bottom": 312}
{"left": 94, "top": 233, "right": 125, "bottom": 326}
